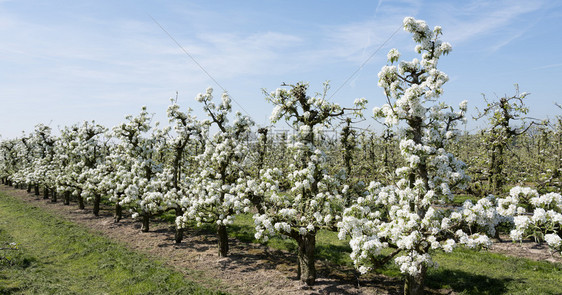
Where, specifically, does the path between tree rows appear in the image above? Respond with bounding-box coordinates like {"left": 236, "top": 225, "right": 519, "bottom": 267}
{"left": 1, "top": 185, "right": 560, "bottom": 295}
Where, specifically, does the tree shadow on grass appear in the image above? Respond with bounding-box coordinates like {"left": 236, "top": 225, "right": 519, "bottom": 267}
{"left": 427, "top": 268, "right": 512, "bottom": 294}
{"left": 0, "top": 281, "right": 22, "bottom": 295}
{"left": 316, "top": 243, "right": 352, "bottom": 265}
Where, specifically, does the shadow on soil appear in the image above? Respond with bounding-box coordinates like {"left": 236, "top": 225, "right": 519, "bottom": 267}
{"left": 155, "top": 226, "right": 406, "bottom": 295}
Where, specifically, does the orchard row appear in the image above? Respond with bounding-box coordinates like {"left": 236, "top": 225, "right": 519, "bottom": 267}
{"left": 1, "top": 17, "right": 561, "bottom": 295}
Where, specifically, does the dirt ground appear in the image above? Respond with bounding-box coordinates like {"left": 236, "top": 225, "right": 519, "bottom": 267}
{"left": 489, "top": 235, "right": 562, "bottom": 264}
{"left": 2, "top": 185, "right": 561, "bottom": 295}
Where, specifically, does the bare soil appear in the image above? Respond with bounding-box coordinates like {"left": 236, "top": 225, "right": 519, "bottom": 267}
{"left": 2, "top": 185, "right": 560, "bottom": 294}
{"left": 490, "top": 236, "right": 562, "bottom": 264}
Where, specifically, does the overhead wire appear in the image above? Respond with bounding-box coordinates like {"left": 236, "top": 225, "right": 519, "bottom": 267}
{"left": 328, "top": 23, "right": 403, "bottom": 101}
{"left": 148, "top": 14, "right": 251, "bottom": 116}
{"left": 150, "top": 14, "right": 403, "bottom": 119}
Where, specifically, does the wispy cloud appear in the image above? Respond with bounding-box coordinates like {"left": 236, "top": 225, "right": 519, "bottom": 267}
{"left": 532, "top": 62, "right": 562, "bottom": 70}
{"left": 187, "top": 31, "right": 304, "bottom": 78}
{"left": 487, "top": 24, "right": 528, "bottom": 53}
{"left": 433, "top": 0, "right": 545, "bottom": 49}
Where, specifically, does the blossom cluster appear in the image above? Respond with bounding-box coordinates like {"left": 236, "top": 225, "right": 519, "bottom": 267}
{"left": 497, "top": 186, "right": 562, "bottom": 254}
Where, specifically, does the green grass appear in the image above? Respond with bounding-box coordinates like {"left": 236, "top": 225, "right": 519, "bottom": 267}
{"left": 430, "top": 248, "right": 562, "bottom": 294}
{"left": 449, "top": 194, "right": 480, "bottom": 206}
{"left": 0, "top": 191, "right": 226, "bottom": 295}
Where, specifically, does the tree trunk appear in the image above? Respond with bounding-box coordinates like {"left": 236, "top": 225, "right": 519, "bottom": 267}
{"left": 296, "top": 231, "right": 317, "bottom": 286}
{"left": 64, "top": 191, "right": 70, "bottom": 205}
{"left": 492, "top": 144, "right": 505, "bottom": 194}
{"left": 43, "top": 187, "right": 49, "bottom": 199}
{"left": 404, "top": 264, "right": 427, "bottom": 295}
{"left": 78, "top": 195, "right": 85, "bottom": 210}
{"left": 27, "top": 184, "right": 32, "bottom": 193}
{"left": 174, "top": 207, "right": 184, "bottom": 244}
{"left": 51, "top": 190, "right": 57, "bottom": 203}
{"left": 114, "top": 203, "right": 122, "bottom": 223}
{"left": 217, "top": 224, "right": 229, "bottom": 257}
{"left": 141, "top": 214, "right": 150, "bottom": 232}
{"left": 34, "top": 184, "right": 40, "bottom": 196}
{"left": 93, "top": 194, "right": 101, "bottom": 216}
{"left": 490, "top": 143, "right": 504, "bottom": 195}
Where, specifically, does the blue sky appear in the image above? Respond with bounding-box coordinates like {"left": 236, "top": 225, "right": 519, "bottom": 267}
{"left": 1, "top": 0, "right": 561, "bottom": 138}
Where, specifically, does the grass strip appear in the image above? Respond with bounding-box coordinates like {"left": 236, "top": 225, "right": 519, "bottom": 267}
{"left": 0, "top": 191, "right": 226, "bottom": 295}
{"left": 429, "top": 248, "right": 562, "bottom": 294}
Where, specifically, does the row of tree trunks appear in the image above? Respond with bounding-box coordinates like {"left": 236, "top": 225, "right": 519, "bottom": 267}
{"left": 2, "top": 182, "right": 53, "bottom": 198}
{"left": 0, "top": 184, "right": 159, "bottom": 239}
{"left": 3, "top": 182, "right": 318, "bottom": 287}
{"left": 3, "top": 181, "right": 186, "bottom": 238}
